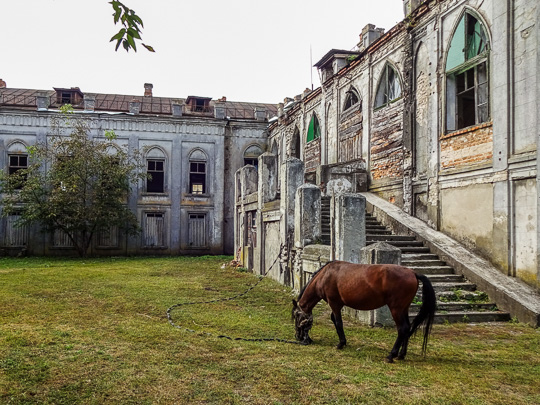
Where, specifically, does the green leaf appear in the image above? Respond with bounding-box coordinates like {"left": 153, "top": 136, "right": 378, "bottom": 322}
{"left": 110, "top": 28, "right": 126, "bottom": 42}
{"left": 142, "top": 44, "right": 155, "bottom": 52}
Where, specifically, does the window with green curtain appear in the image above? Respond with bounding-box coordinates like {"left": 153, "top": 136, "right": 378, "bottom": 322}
{"left": 445, "top": 11, "right": 490, "bottom": 132}
{"left": 306, "top": 114, "right": 321, "bottom": 143}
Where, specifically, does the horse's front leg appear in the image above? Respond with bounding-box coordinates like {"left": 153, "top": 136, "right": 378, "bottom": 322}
{"left": 330, "top": 311, "right": 346, "bottom": 349}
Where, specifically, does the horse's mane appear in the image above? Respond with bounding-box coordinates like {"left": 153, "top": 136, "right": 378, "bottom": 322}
{"left": 297, "top": 261, "right": 334, "bottom": 300}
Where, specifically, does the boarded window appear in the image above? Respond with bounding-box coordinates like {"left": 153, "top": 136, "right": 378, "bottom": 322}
{"left": 97, "top": 226, "right": 119, "bottom": 248}
{"left": 306, "top": 114, "right": 321, "bottom": 143}
{"left": 374, "top": 64, "right": 402, "bottom": 108}
{"left": 446, "top": 12, "right": 489, "bottom": 132}
{"left": 4, "top": 213, "right": 27, "bottom": 247}
{"left": 143, "top": 212, "right": 165, "bottom": 247}
{"left": 53, "top": 229, "right": 74, "bottom": 248}
{"left": 188, "top": 213, "right": 207, "bottom": 248}
{"left": 147, "top": 159, "right": 165, "bottom": 193}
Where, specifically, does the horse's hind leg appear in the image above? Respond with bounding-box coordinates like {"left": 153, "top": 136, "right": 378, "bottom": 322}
{"left": 386, "top": 311, "right": 410, "bottom": 363}
{"left": 331, "top": 310, "right": 347, "bottom": 349}
{"left": 397, "top": 314, "right": 411, "bottom": 360}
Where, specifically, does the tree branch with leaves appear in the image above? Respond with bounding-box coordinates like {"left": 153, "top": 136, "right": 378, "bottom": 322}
{"left": 109, "top": 1, "right": 155, "bottom": 52}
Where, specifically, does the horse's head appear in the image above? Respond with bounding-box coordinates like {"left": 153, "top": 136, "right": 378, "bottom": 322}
{"left": 292, "top": 299, "right": 313, "bottom": 344}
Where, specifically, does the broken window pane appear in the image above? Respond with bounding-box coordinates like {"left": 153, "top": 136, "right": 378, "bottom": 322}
{"left": 189, "top": 160, "right": 206, "bottom": 194}
{"left": 374, "top": 65, "right": 401, "bottom": 108}
{"left": 147, "top": 159, "right": 165, "bottom": 193}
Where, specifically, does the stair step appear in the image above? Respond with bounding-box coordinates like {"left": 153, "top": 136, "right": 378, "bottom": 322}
{"left": 366, "top": 235, "right": 417, "bottom": 242}
{"left": 430, "top": 282, "right": 477, "bottom": 293}
{"left": 399, "top": 246, "right": 431, "bottom": 253}
{"left": 402, "top": 253, "right": 440, "bottom": 261}
{"left": 424, "top": 274, "right": 464, "bottom": 282}
{"left": 436, "top": 290, "right": 486, "bottom": 301}
{"left": 402, "top": 259, "right": 446, "bottom": 267}
{"left": 409, "top": 311, "right": 511, "bottom": 324}
{"left": 407, "top": 266, "right": 455, "bottom": 275}
{"left": 366, "top": 229, "right": 392, "bottom": 235}
{"left": 413, "top": 302, "right": 499, "bottom": 312}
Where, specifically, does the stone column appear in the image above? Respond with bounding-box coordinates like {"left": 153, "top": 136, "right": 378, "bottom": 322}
{"left": 294, "top": 184, "right": 321, "bottom": 248}
{"left": 258, "top": 152, "right": 278, "bottom": 206}
{"left": 331, "top": 193, "right": 366, "bottom": 263}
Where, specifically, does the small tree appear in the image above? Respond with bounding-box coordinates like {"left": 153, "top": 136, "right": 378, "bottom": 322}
{"left": 0, "top": 106, "right": 147, "bottom": 257}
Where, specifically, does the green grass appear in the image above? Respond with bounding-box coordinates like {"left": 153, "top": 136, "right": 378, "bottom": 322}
{"left": 1, "top": 256, "right": 539, "bottom": 404}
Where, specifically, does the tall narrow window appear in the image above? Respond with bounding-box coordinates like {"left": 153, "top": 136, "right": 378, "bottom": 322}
{"left": 306, "top": 114, "right": 321, "bottom": 143}
{"left": 445, "top": 12, "right": 490, "bottom": 132}
{"left": 8, "top": 154, "right": 28, "bottom": 189}
{"left": 147, "top": 159, "right": 164, "bottom": 193}
{"left": 374, "top": 64, "right": 402, "bottom": 108}
{"left": 189, "top": 161, "right": 206, "bottom": 194}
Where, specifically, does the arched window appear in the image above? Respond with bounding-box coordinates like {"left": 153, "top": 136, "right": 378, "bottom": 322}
{"left": 243, "top": 144, "right": 263, "bottom": 169}
{"left": 343, "top": 88, "right": 360, "bottom": 111}
{"left": 291, "top": 127, "right": 301, "bottom": 158}
{"left": 374, "top": 64, "right": 402, "bottom": 108}
{"left": 306, "top": 114, "right": 321, "bottom": 143}
{"left": 6, "top": 141, "right": 29, "bottom": 189}
{"left": 445, "top": 11, "right": 490, "bottom": 132}
{"left": 189, "top": 149, "right": 207, "bottom": 195}
{"left": 146, "top": 147, "right": 166, "bottom": 193}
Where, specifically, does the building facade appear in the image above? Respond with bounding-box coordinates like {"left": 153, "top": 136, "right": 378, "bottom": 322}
{"left": 0, "top": 84, "right": 275, "bottom": 256}
{"left": 241, "top": 0, "right": 539, "bottom": 292}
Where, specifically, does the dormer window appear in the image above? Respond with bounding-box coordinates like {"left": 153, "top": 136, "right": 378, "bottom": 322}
{"left": 54, "top": 87, "right": 84, "bottom": 106}
{"left": 186, "top": 96, "right": 211, "bottom": 113}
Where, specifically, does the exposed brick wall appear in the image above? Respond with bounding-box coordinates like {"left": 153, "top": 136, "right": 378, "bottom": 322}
{"left": 304, "top": 138, "right": 321, "bottom": 173}
{"left": 338, "top": 106, "right": 363, "bottom": 161}
{"left": 440, "top": 123, "right": 493, "bottom": 169}
{"left": 370, "top": 100, "right": 404, "bottom": 180}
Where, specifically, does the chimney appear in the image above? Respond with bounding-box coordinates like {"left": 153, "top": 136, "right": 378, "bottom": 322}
{"left": 144, "top": 83, "right": 153, "bottom": 97}
{"left": 218, "top": 96, "right": 227, "bottom": 102}
{"left": 357, "top": 24, "right": 385, "bottom": 52}
{"left": 0, "top": 79, "right": 6, "bottom": 88}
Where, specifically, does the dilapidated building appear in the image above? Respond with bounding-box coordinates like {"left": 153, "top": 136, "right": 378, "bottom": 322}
{"left": 235, "top": 0, "right": 540, "bottom": 325}
{"left": 0, "top": 83, "right": 275, "bottom": 256}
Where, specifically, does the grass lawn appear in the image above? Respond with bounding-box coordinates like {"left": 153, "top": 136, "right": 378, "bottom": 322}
{"left": 0, "top": 256, "right": 539, "bottom": 404}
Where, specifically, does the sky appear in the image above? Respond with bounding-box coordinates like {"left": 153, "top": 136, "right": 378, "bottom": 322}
{"left": 1, "top": 0, "right": 405, "bottom": 104}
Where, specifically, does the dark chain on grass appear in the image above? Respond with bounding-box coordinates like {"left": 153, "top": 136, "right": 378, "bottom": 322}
{"left": 166, "top": 243, "right": 306, "bottom": 345}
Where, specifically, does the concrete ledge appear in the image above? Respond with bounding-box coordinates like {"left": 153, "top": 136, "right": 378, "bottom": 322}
{"left": 361, "top": 192, "right": 540, "bottom": 327}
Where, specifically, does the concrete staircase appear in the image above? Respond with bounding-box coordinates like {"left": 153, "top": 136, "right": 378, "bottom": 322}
{"left": 365, "top": 212, "right": 511, "bottom": 324}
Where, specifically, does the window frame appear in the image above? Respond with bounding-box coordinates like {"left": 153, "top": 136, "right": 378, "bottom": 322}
{"left": 374, "top": 64, "right": 402, "bottom": 109}
{"left": 306, "top": 114, "right": 321, "bottom": 143}
{"left": 146, "top": 158, "right": 165, "bottom": 193}
{"left": 189, "top": 160, "right": 207, "bottom": 195}
{"left": 445, "top": 11, "right": 490, "bottom": 133}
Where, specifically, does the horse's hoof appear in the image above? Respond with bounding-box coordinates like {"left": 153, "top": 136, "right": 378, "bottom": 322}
{"left": 336, "top": 343, "right": 346, "bottom": 350}
{"left": 385, "top": 357, "right": 395, "bottom": 363}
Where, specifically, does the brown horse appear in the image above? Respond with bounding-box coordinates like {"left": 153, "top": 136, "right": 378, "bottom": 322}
{"left": 292, "top": 261, "right": 436, "bottom": 362}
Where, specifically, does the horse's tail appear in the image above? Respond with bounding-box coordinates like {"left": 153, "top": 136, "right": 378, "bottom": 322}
{"left": 410, "top": 273, "right": 437, "bottom": 355}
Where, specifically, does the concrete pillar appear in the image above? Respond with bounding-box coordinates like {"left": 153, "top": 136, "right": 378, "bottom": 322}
{"left": 354, "top": 242, "right": 402, "bottom": 327}
{"left": 331, "top": 193, "right": 366, "bottom": 263}
{"left": 294, "top": 184, "right": 321, "bottom": 248}
{"left": 172, "top": 102, "right": 183, "bottom": 117}
{"left": 214, "top": 102, "right": 226, "bottom": 119}
{"left": 37, "top": 92, "right": 50, "bottom": 111}
{"left": 258, "top": 152, "right": 278, "bottom": 206}
{"left": 280, "top": 158, "right": 305, "bottom": 235}
{"left": 84, "top": 94, "right": 96, "bottom": 112}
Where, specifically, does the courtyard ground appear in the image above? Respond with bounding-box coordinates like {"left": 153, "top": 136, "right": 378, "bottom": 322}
{"left": 1, "top": 256, "right": 538, "bottom": 404}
